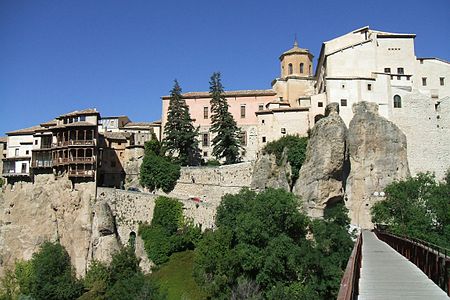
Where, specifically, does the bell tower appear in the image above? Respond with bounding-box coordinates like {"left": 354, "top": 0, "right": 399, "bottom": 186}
{"left": 272, "top": 37, "right": 315, "bottom": 107}
{"left": 279, "top": 38, "right": 314, "bottom": 78}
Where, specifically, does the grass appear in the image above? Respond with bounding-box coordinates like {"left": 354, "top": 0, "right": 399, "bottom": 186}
{"left": 149, "top": 250, "right": 208, "bottom": 300}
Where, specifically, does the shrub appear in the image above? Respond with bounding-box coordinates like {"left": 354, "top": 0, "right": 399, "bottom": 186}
{"left": 139, "top": 197, "right": 202, "bottom": 265}
{"left": 263, "top": 135, "right": 308, "bottom": 186}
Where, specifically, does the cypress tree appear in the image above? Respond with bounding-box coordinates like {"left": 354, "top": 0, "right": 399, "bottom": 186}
{"left": 163, "top": 80, "right": 200, "bottom": 165}
{"left": 209, "top": 72, "right": 241, "bottom": 164}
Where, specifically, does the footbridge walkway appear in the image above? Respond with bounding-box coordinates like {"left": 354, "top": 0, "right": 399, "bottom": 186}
{"left": 338, "top": 230, "right": 449, "bottom": 300}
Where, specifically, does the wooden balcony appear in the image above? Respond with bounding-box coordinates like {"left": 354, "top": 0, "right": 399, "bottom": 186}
{"left": 68, "top": 170, "right": 95, "bottom": 177}
{"left": 53, "top": 157, "right": 95, "bottom": 165}
{"left": 52, "top": 140, "right": 95, "bottom": 148}
{"left": 31, "top": 160, "right": 53, "bottom": 168}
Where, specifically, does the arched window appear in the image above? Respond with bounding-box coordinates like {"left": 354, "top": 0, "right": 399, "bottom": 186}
{"left": 288, "top": 63, "right": 293, "bottom": 75}
{"left": 309, "top": 65, "right": 311, "bottom": 74}
{"left": 393, "top": 95, "right": 402, "bottom": 108}
{"left": 300, "top": 63, "right": 304, "bottom": 74}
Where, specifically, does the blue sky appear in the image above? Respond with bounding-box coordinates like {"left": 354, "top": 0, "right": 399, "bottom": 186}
{"left": 1, "top": 0, "right": 449, "bottom": 135}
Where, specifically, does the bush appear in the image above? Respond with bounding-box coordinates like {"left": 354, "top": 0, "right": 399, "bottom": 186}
{"left": 263, "top": 135, "right": 308, "bottom": 186}
{"left": 371, "top": 172, "right": 450, "bottom": 248}
{"left": 194, "top": 188, "right": 352, "bottom": 299}
{"left": 139, "top": 197, "right": 202, "bottom": 266}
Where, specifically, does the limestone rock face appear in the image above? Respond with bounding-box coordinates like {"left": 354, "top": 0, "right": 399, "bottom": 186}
{"left": 251, "top": 150, "right": 291, "bottom": 192}
{"left": 346, "top": 102, "right": 410, "bottom": 229}
{"left": 123, "top": 147, "right": 145, "bottom": 189}
{"left": 0, "top": 175, "right": 95, "bottom": 276}
{"left": 89, "top": 201, "right": 121, "bottom": 264}
{"left": 293, "top": 102, "right": 348, "bottom": 217}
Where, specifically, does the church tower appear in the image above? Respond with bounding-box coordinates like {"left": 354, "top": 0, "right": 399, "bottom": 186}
{"left": 272, "top": 38, "right": 315, "bottom": 107}
{"left": 279, "top": 38, "right": 314, "bottom": 78}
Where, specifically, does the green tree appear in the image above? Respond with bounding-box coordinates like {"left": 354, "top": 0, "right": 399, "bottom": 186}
{"left": 29, "top": 242, "right": 83, "bottom": 300}
{"left": 263, "top": 135, "right": 308, "bottom": 187}
{"left": 163, "top": 80, "right": 200, "bottom": 166}
{"left": 371, "top": 172, "right": 450, "bottom": 248}
{"left": 194, "top": 188, "right": 351, "bottom": 299}
{"left": 209, "top": 72, "right": 241, "bottom": 164}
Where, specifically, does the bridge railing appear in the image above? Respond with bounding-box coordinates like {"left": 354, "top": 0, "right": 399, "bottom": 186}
{"left": 337, "top": 233, "right": 362, "bottom": 300}
{"left": 374, "top": 229, "right": 450, "bottom": 296}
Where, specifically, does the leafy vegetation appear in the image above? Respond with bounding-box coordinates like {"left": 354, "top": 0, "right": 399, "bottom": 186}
{"left": 163, "top": 80, "right": 201, "bottom": 166}
{"left": 209, "top": 72, "right": 242, "bottom": 164}
{"left": 0, "top": 178, "right": 4, "bottom": 188}
{"left": 139, "top": 196, "right": 202, "bottom": 265}
{"left": 193, "top": 188, "right": 353, "bottom": 299}
{"left": 140, "top": 139, "right": 181, "bottom": 193}
{"left": 0, "top": 242, "right": 83, "bottom": 300}
{"left": 263, "top": 135, "right": 308, "bottom": 186}
{"left": 150, "top": 251, "right": 208, "bottom": 300}
{"left": 80, "top": 246, "right": 165, "bottom": 300}
{"left": 371, "top": 172, "right": 450, "bottom": 249}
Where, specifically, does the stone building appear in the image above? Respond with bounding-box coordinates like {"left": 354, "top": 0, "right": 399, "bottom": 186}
{"left": 160, "top": 26, "right": 450, "bottom": 178}
{"left": 0, "top": 137, "right": 6, "bottom": 179}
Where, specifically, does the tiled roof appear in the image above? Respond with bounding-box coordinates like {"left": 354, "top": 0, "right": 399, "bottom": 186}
{"left": 65, "top": 121, "right": 97, "bottom": 127}
{"left": 40, "top": 119, "right": 57, "bottom": 127}
{"left": 6, "top": 125, "right": 42, "bottom": 135}
{"left": 0, "top": 137, "right": 7, "bottom": 143}
{"left": 417, "top": 57, "right": 450, "bottom": 65}
{"left": 123, "top": 121, "right": 160, "bottom": 127}
{"left": 162, "top": 89, "right": 276, "bottom": 99}
{"left": 103, "top": 132, "right": 132, "bottom": 140}
{"left": 58, "top": 108, "right": 99, "bottom": 118}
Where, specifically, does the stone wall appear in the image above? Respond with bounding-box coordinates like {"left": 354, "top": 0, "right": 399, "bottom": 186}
{"left": 390, "top": 91, "right": 450, "bottom": 180}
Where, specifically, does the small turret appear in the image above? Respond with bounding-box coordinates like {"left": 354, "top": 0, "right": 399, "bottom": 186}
{"left": 279, "top": 38, "right": 314, "bottom": 78}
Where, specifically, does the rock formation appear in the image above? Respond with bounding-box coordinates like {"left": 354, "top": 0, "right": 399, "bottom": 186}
{"left": 251, "top": 149, "right": 291, "bottom": 192}
{"left": 0, "top": 175, "right": 95, "bottom": 276}
{"left": 345, "top": 102, "right": 410, "bottom": 229}
{"left": 293, "top": 102, "right": 348, "bottom": 217}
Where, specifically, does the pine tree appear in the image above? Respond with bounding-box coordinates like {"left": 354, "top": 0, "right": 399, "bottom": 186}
{"left": 209, "top": 72, "right": 241, "bottom": 164}
{"left": 163, "top": 80, "right": 200, "bottom": 166}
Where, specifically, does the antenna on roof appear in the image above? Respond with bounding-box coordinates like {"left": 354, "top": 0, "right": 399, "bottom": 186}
{"left": 294, "top": 33, "right": 298, "bottom": 47}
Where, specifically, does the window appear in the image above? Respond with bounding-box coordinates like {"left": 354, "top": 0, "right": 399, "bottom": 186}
{"left": 21, "top": 163, "right": 27, "bottom": 173}
{"left": 239, "top": 131, "right": 247, "bottom": 146}
{"left": 440, "top": 77, "right": 445, "bottom": 86}
{"left": 318, "top": 102, "right": 323, "bottom": 107}
{"left": 279, "top": 97, "right": 283, "bottom": 101}
{"left": 341, "top": 84, "right": 345, "bottom": 89}
{"left": 203, "top": 151, "right": 208, "bottom": 157}
{"left": 118, "top": 142, "right": 121, "bottom": 146}
{"left": 69, "top": 117, "right": 73, "bottom": 123}
{"left": 300, "top": 63, "right": 304, "bottom": 74}
{"left": 203, "top": 107, "right": 208, "bottom": 119}
{"left": 202, "top": 133, "right": 209, "bottom": 147}
{"left": 393, "top": 95, "right": 402, "bottom": 108}
{"left": 384, "top": 68, "right": 391, "bottom": 73}
{"left": 309, "top": 65, "right": 311, "bottom": 74}
{"left": 80, "top": 115, "right": 86, "bottom": 121}
{"left": 288, "top": 63, "right": 293, "bottom": 75}
{"left": 35, "top": 140, "right": 38, "bottom": 145}
{"left": 261, "top": 119, "right": 265, "bottom": 124}
{"left": 340, "top": 99, "right": 347, "bottom": 107}
{"left": 258, "top": 104, "right": 264, "bottom": 111}
{"left": 15, "top": 148, "right": 19, "bottom": 156}
{"left": 422, "top": 77, "right": 427, "bottom": 86}
{"left": 240, "top": 105, "right": 246, "bottom": 118}
{"left": 63, "top": 118, "right": 68, "bottom": 124}
{"left": 281, "top": 128, "right": 286, "bottom": 134}
{"left": 397, "top": 68, "right": 404, "bottom": 75}
{"left": 420, "top": 59, "right": 424, "bottom": 64}
{"left": 26, "top": 150, "right": 29, "bottom": 155}
{"left": 262, "top": 136, "right": 266, "bottom": 143}
{"left": 368, "top": 84, "right": 372, "bottom": 91}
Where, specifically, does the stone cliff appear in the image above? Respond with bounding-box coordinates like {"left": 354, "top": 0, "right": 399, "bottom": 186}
{"left": 293, "top": 102, "right": 348, "bottom": 218}
{"left": 251, "top": 150, "right": 291, "bottom": 192}
{"left": 345, "top": 102, "right": 410, "bottom": 228}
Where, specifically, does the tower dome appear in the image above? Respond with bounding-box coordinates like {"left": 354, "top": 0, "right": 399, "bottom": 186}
{"left": 279, "top": 38, "right": 314, "bottom": 78}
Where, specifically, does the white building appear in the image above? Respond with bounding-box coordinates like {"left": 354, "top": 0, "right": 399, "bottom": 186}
{"left": 314, "top": 26, "right": 450, "bottom": 178}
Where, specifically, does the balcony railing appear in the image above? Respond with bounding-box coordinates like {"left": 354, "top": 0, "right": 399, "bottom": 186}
{"left": 32, "top": 160, "right": 53, "bottom": 168}
{"left": 52, "top": 140, "right": 95, "bottom": 147}
{"left": 53, "top": 157, "right": 95, "bottom": 165}
{"left": 68, "top": 170, "right": 95, "bottom": 177}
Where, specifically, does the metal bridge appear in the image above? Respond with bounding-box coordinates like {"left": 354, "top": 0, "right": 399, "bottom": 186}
{"left": 338, "top": 230, "right": 450, "bottom": 300}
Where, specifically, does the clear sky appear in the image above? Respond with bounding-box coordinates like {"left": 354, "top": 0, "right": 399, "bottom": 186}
{"left": 1, "top": 0, "right": 449, "bottom": 135}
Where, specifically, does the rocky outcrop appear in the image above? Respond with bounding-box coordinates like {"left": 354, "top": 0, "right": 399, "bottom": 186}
{"left": 293, "top": 103, "right": 348, "bottom": 217}
{"left": 251, "top": 150, "right": 291, "bottom": 192}
{"left": 123, "top": 147, "right": 145, "bottom": 189}
{"left": 345, "top": 102, "right": 409, "bottom": 229}
{"left": 0, "top": 175, "right": 95, "bottom": 276}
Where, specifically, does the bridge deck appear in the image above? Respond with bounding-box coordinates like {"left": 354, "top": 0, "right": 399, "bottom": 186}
{"left": 359, "top": 230, "right": 449, "bottom": 300}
